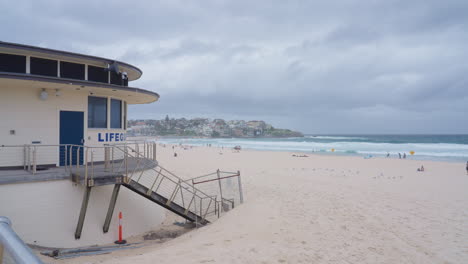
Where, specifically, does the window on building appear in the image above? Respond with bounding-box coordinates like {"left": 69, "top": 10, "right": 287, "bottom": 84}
{"left": 0, "top": 53, "right": 26, "bottom": 73}
{"left": 110, "top": 71, "right": 122, "bottom": 85}
{"left": 88, "top": 96, "right": 107, "bottom": 128}
{"left": 30, "top": 57, "right": 58, "bottom": 77}
{"left": 88, "top": 65, "right": 108, "bottom": 83}
{"left": 60, "top": 61, "right": 85, "bottom": 80}
{"left": 111, "top": 99, "right": 122, "bottom": 129}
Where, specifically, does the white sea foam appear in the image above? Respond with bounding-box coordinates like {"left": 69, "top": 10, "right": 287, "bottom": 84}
{"left": 305, "top": 135, "right": 368, "bottom": 140}
{"left": 157, "top": 137, "right": 468, "bottom": 161}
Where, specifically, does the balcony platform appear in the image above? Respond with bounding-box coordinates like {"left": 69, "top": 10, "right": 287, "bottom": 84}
{"left": 0, "top": 157, "right": 157, "bottom": 186}
{"left": 0, "top": 167, "right": 69, "bottom": 185}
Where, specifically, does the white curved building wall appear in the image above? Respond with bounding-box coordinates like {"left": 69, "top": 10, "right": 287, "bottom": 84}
{"left": 0, "top": 81, "right": 127, "bottom": 166}
{"left": 0, "top": 180, "right": 165, "bottom": 247}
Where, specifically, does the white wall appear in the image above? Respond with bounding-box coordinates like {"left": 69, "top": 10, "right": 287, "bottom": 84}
{"left": 0, "top": 180, "right": 165, "bottom": 247}
{"left": 0, "top": 84, "right": 127, "bottom": 166}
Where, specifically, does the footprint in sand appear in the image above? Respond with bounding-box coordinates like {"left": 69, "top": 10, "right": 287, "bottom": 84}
{"left": 249, "top": 248, "right": 258, "bottom": 253}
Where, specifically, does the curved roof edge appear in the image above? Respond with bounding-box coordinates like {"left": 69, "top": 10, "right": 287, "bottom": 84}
{"left": 0, "top": 41, "right": 143, "bottom": 81}
{"left": 0, "top": 72, "right": 159, "bottom": 104}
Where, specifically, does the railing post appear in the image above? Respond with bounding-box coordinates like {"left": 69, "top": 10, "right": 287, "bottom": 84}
{"left": 111, "top": 146, "right": 114, "bottom": 172}
{"left": 203, "top": 198, "right": 212, "bottom": 219}
{"left": 27, "top": 146, "right": 31, "bottom": 172}
{"left": 23, "top": 145, "right": 26, "bottom": 170}
{"left": 64, "top": 145, "right": 67, "bottom": 170}
{"left": 237, "top": 171, "right": 244, "bottom": 204}
{"left": 153, "top": 142, "right": 157, "bottom": 161}
{"left": 32, "top": 146, "right": 37, "bottom": 175}
{"left": 76, "top": 147, "right": 81, "bottom": 175}
{"left": 104, "top": 145, "right": 110, "bottom": 172}
{"left": 179, "top": 180, "right": 185, "bottom": 208}
{"left": 147, "top": 167, "right": 162, "bottom": 195}
{"left": 216, "top": 197, "right": 220, "bottom": 218}
{"left": 125, "top": 148, "right": 129, "bottom": 178}
{"left": 199, "top": 199, "right": 203, "bottom": 220}
{"left": 90, "top": 150, "right": 94, "bottom": 186}
{"left": 69, "top": 145, "right": 73, "bottom": 170}
{"left": 217, "top": 169, "right": 223, "bottom": 203}
{"left": 184, "top": 192, "right": 196, "bottom": 215}
{"left": 84, "top": 148, "right": 89, "bottom": 185}
{"left": 166, "top": 182, "right": 181, "bottom": 205}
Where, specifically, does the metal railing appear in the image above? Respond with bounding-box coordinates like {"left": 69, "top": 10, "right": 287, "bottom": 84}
{"left": 0, "top": 217, "right": 43, "bottom": 264}
{"left": 0, "top": 141, "right": 243, "bottom": 223}
{"left": 185, "top": 170, "right": 244, "bottom": 216}
{"left": 0, "top": 140, "right": 157, "bottom": 176}
{"left": 112, "top": 145, "right": 221, "bottom": 222}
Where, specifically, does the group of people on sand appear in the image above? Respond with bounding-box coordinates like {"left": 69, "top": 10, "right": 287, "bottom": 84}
{"left": 292, "top": 154, "right": 308, "bottom": 157}
{"left": 385, "top": 152, "right": 407, "bottom": 159}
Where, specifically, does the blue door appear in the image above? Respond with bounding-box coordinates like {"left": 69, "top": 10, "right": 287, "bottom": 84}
{"left": 60, "top": 111, "right": 84, "bottom": 166}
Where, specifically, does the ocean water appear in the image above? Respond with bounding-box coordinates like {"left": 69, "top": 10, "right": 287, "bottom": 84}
{"left": 155, "top": 135, "right": 468, "bottom": 162}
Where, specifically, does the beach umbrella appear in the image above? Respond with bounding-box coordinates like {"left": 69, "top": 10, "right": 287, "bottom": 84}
{"left": 331, "top": 148, "right": 335, "bottom": 152}
{"left": 410, "top": 151, "right": 415, "bottom": 155}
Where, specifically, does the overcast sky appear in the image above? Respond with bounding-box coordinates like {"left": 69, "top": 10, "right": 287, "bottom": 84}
{"left": 2, "top": 0, "right": 468, "bottom": 134}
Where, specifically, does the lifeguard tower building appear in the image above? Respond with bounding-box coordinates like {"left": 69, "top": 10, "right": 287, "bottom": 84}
{"left": 0, "top": 42, "right": 242, "bottom": 249}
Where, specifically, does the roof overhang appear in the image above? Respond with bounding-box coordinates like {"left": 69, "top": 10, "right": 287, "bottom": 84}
{"left": 0, "top": 41, "right": 143, "bottom": 81}
{"left": 0, "top": 72, "right": 159, "bottom": 104}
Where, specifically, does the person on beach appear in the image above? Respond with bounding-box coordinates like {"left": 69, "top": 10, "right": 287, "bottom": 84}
{"left": 466, "top": 161, "right": 468, "bottom": 175}
{"left": 417, "top": 165, "right": 424, "bottom": 172}
{"left": 398, "top": 153, "right": 401, "bottom": 159}
{"left": 386, "top": 152, "right": 390, "bottom": 158}
{"left": 403, "top": 153, "right": 406, "bottom": 159}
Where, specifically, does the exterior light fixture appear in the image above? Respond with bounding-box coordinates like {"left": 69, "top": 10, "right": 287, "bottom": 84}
{"left": 40, "top": 89, "right": 48, "bottom": 100}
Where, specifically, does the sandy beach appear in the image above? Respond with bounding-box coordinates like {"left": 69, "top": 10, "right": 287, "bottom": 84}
{"left": 47, "top": 145, "right": 468, "bottom": 264}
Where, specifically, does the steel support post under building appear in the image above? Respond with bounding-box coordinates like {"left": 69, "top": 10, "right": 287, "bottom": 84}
{"left": 75, "top": 186, "right": 92, "bottom": 239}
{"left": 103, "top": 184, "right": 121, "bottom": 233}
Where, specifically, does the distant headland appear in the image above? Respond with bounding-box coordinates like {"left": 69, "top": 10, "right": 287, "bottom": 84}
{"left": 128, "top": 116, "right": 304, "bottom": 138}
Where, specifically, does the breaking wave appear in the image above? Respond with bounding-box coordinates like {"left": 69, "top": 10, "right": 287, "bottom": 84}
{"left": 156, "top": 135, "right": 468, "bottom": 162}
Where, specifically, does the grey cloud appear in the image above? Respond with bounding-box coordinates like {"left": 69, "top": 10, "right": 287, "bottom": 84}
{"left": 2, "top": 0, "right": 468, "bottom": 133}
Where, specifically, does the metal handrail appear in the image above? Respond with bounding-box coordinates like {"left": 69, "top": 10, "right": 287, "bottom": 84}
{"left": 114, "top": 145, "right": 215, "bottom": 199}
{"left": 0, "top": 217, "right": 43, "bottom": 264}
{"left": 112, "top": 145, "right": 219, "bottom": 220}
{"left": 1, "top": 142, "right": 241, "bottom": 221}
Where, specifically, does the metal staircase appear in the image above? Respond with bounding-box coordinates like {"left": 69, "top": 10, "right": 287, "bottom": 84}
{"left": 122, "top": 179, "right": 209, "bottom": 225}
{"left": 74, "top": 142, "right": 243, "bottom": 239}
